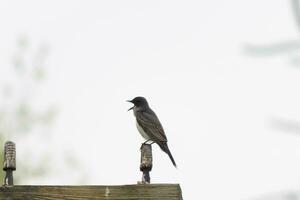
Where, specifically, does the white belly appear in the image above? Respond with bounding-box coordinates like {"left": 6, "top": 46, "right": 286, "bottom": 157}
{"left": 136, "top": 120, "right": 150, "bottom": 140}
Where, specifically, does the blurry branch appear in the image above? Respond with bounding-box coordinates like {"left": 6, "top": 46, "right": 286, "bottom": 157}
{"left": 269, "top": 117, "right": 300, "bottom": 135}
{"left": 0, "top": 36, "right": 57, "bottom": 137}
{"left": 292, "top": 0, "right": 300, "bottom": 30}
{"left": 243, "top": 0, "right": 300, "bottom": 66}
{"left": 0, "top": 35, "right": 58, "bottom": 183}
{"left": 243, "top": 2, "right": 300, "bottom": 200}
{"left": 0, "top": 35, "right": 85, "bottom": 184}
{"left": 244, "top": 40, "right": 300, "bottom": 56}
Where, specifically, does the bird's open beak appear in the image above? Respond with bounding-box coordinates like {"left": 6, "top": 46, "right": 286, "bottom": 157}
{"left": 128, "top": 107, "right": 133, "bottom": 111}
{"left": 127, "top": 100, "right": 133, "bottom": 111}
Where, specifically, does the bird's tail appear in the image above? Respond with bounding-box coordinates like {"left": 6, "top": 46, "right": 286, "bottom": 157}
{"left": 160, "top": 143, "right": 177, "bottom": 168}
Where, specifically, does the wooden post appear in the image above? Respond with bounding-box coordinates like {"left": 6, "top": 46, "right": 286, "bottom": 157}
{"left": 3, "top": 141, "right": 16, "bottom": 186}
{"left": 0, "top": 184, "right": 183, "bottom": 199}
{"left": 0, "top": 141, "right": 183, "bottom": 199}
{"left": 140, "top": 143, "right": 152, "bottom": 184}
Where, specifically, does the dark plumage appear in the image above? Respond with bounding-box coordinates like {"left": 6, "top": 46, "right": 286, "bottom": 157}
{"left": 128, "top": 96, "right": 177, "bottom": 167}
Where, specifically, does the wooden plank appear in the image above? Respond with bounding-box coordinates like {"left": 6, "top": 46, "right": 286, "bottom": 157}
{"left": 0, "top": 184, "right": 182, "bottom": 200}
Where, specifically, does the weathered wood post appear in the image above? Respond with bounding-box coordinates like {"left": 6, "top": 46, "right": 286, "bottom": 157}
{"left": 0, "top": 141, "right": 183, "bottom": 199}
{"left": 140, "top": 143, "right": 152, "bottom": 184}
{"left": 3, "top": 141, "right": 16, "bottom": 186}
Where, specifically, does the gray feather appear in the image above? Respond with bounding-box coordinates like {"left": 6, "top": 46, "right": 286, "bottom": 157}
{"left": 135, "top": 108, "right": 167, "bottom": 143}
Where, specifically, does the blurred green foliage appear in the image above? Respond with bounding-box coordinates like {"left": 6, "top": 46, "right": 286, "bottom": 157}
{"left": 0, "top": 35, "right": 58, "bottom": 183}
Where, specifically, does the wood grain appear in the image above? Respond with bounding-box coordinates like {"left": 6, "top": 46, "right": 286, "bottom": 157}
{"left": 0, "top": 184, "right": 182, "bottom": 200}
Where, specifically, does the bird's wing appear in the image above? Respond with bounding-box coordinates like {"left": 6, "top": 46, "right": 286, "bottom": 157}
{"left": 136, "top": 109, "right": 168, "bottom": 143}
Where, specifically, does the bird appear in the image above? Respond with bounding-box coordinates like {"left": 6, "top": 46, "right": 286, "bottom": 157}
{"left": 127, "top": 96, "right": 177, "bottom": 167}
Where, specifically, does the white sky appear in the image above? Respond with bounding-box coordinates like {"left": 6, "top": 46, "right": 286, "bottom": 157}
{"left": 1, "top": 0, "right": 300, "bottom": 199}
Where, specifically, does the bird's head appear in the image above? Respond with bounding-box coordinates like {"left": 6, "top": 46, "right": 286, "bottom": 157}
{"left": 127, "top": 96, "right": 149, "bottom": 111}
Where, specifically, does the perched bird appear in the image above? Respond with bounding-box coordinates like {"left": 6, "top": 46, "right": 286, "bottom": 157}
{"left": 127, "top": 96, "right": 177, "bottom": 167}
